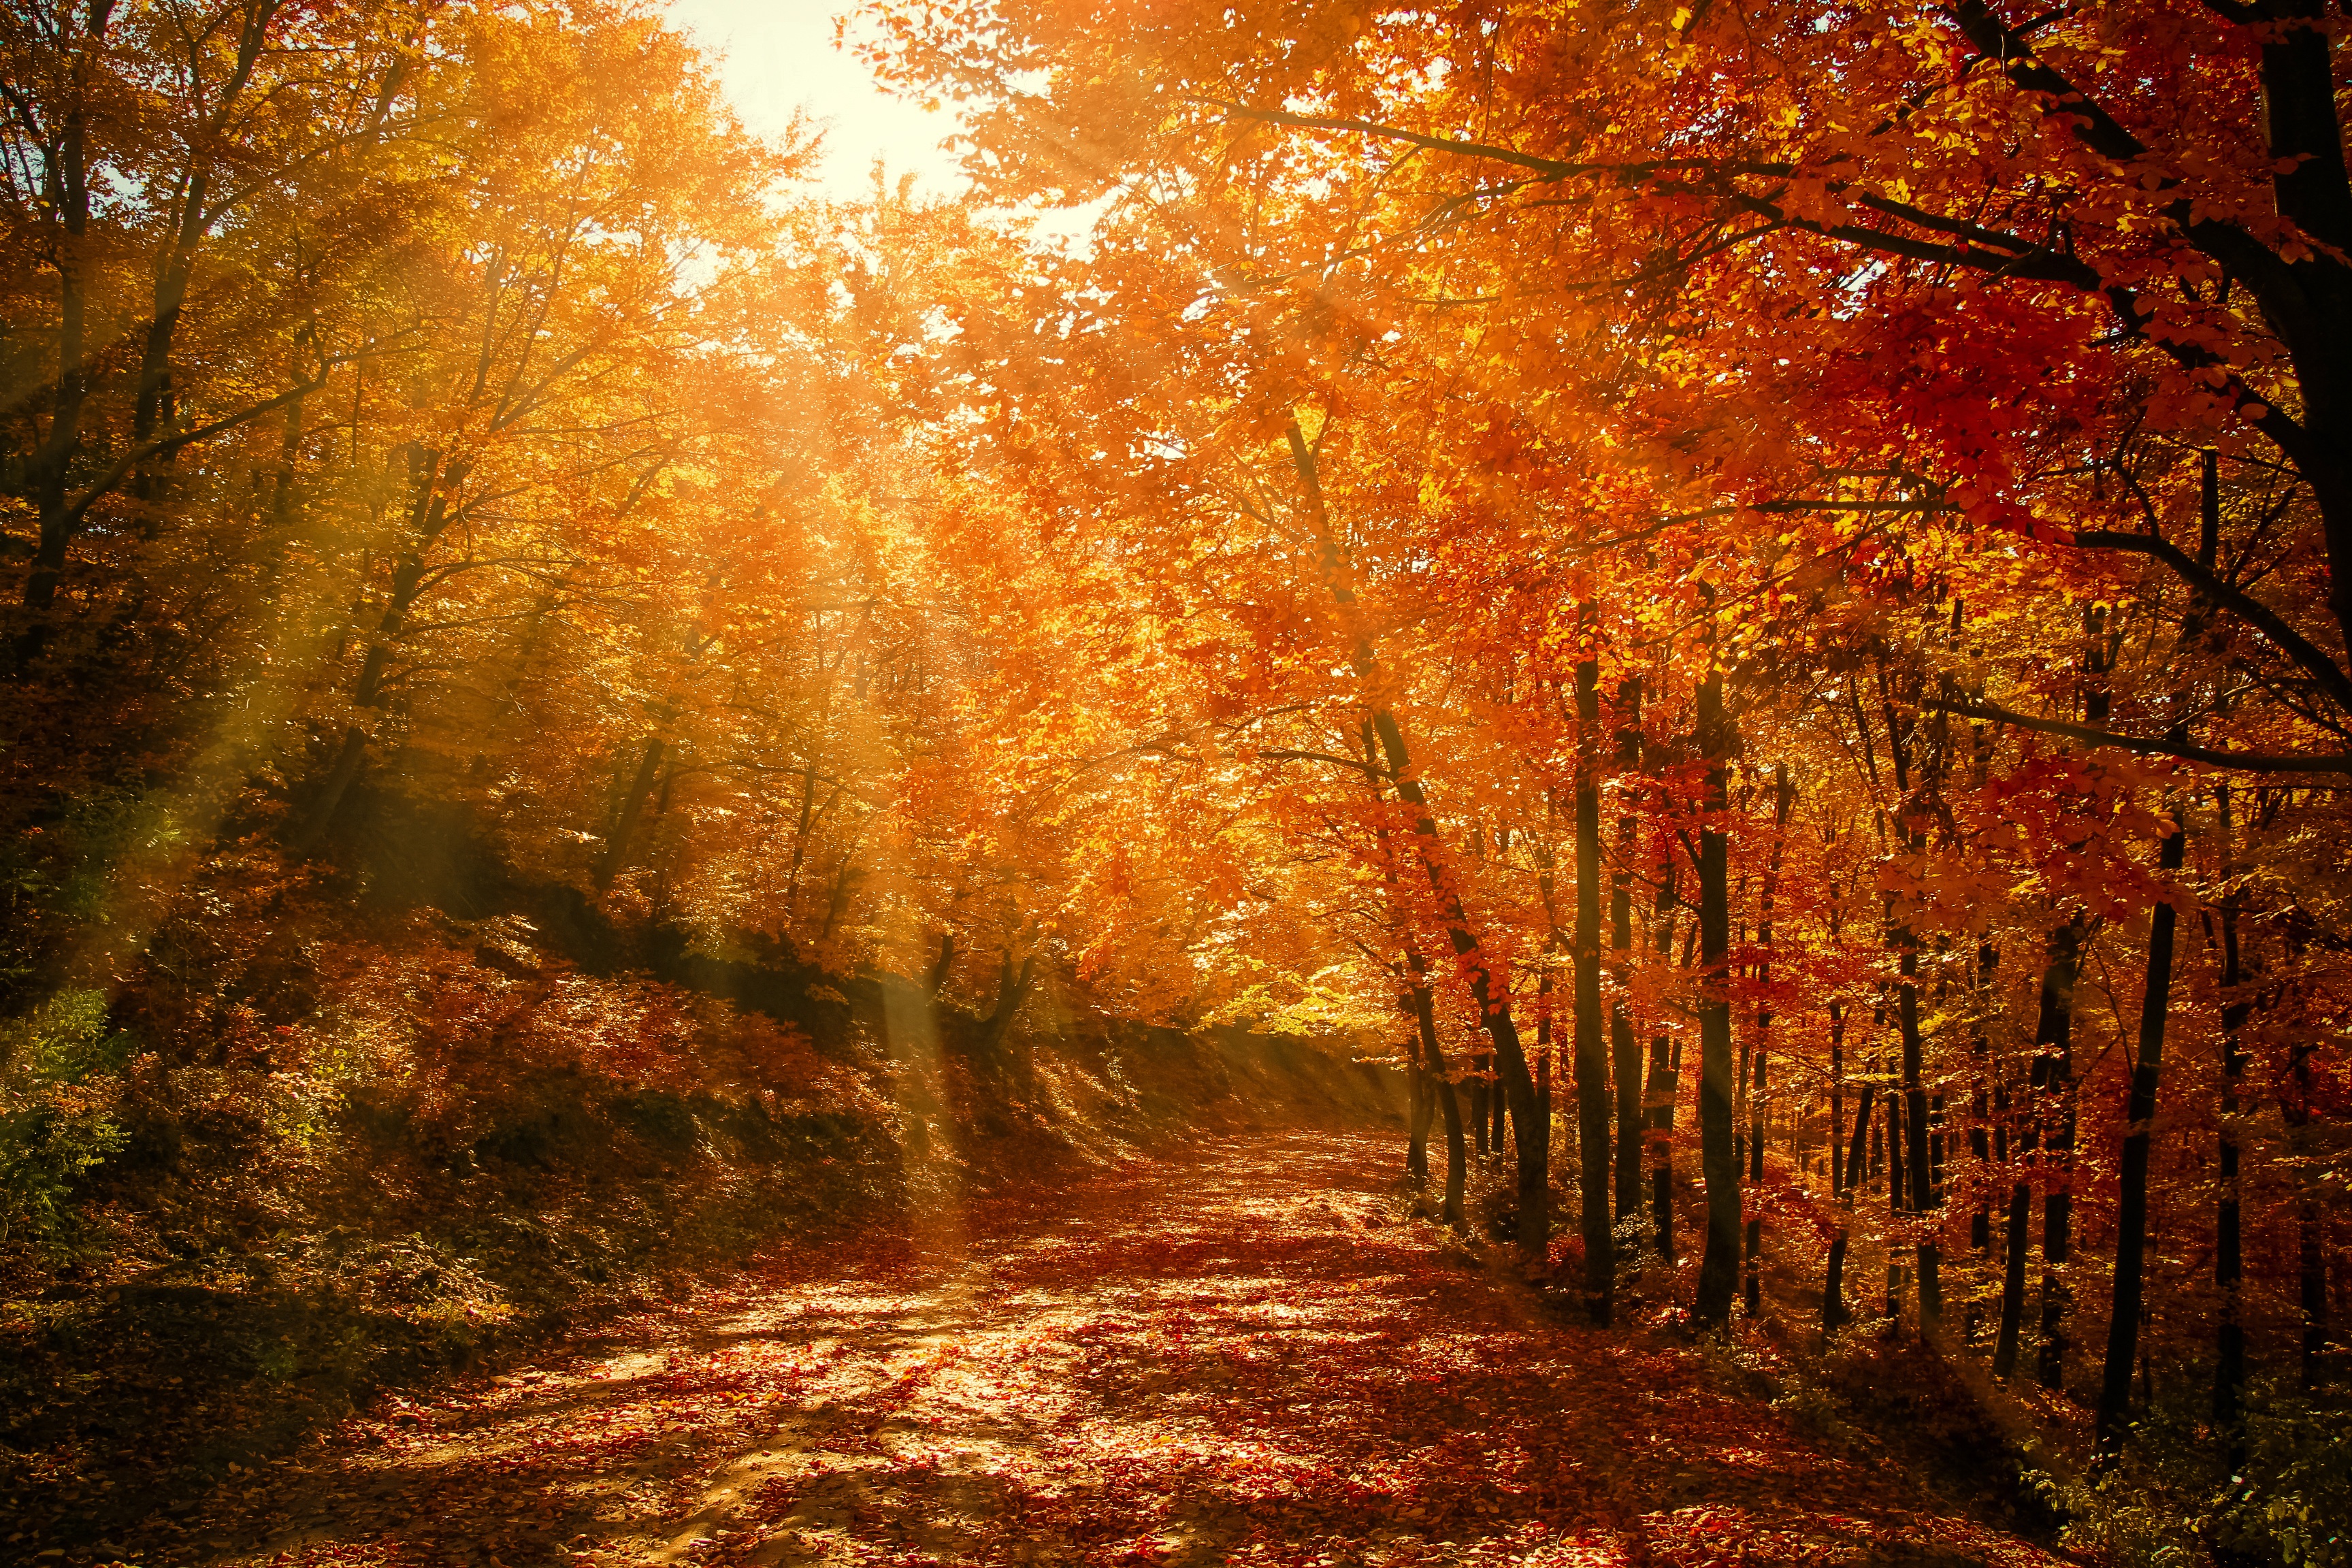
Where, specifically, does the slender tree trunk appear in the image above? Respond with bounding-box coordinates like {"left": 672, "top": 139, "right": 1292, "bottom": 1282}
{"left": 1695, "top": 662, "right": 1741, "bottom": 1328}
{"left": 1899, "top": 936, "right": 1941, "bottom": 1331}
{"left": 2097, "top": 796, "right": 2187, "bottom": 1456}
{"left": 1746, "top": 765, "right": 1792, "bottom": 1318}
{"left": 2038, "top": 917, "right": 2085, "bottom": 1390}
{"left": 1574, "top": 656, "right": 1612, "bottom": 1319}
{"left": 2214, "top": 784, "right": 2249, "bottom": 1439}
{"left": 1648, "top": 868, "right": 1679, "bottom": 1266}
{"left": 1968, "top": 945, "right": 1998, "bottom": 1343}
{"left": 2285, "top": 1036, "right": 2329, "bottom": 1388}
{"left": 289, "top": 446, "right": 466, "bottom": 852}
{"left": 1613, "top": 679, "right": 1644, "bottom": 1232}
{"left": 1288, "top": 424, "right": 1546, "bottom": 1254}
{"left": 593, "top": 735, "right": 667, "bottom": 889}
{"left": 1886, "top": 1087, "right": 1908, "bottom": 1324}
{"left": 1409, "top": 963, "right": 1467, "bottom": 1231}
{"left": 1407, "top": 1037, "right": 1433, "bottom": 1189}
{"left": 1992, "top": 1081, "right": 2041, "bottom": 1379}
{"left": 22, "top": 5, "right": 110, "bottom": 619}
{"left": 1824, "top": 1004, "right": 1864, "bottom": 1335}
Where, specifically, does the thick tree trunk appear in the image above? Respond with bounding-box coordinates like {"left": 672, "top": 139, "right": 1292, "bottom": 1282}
{"left": 2097, "top": 799, "right": 2187, "bottom": 1456}
{"left": 1574, "top": 657, "right": 1613, "bottom": 1320}
{"left": 1695, "top": 664, "right": 1742, "bottom": 1328}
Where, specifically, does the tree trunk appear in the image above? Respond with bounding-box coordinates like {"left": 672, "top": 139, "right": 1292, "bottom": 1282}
{"left": 1288, "top": 423, "right": 1546, "bottom": 1255}
{"left": 1886, "top": 1087, "right": 1908, "bottom": 1324}
{"left": 2214, "top": 783, "right": 2249, "bottom": 1438}
{"left": 1407, "top": 1038, "right": 1433, "bottom": 1189}
{"left": 2285, "top": 1036, "right": 2329, "bottom": 1388}
{"left": 1613, "top": 677, "right": 1644, "bottom": 1229}
{"left": 593, "top": 735, "right": 666, "bottom": 889}
{"left": 1968, "top": 944, "right": 1999, "bottom": 1343}
{"left": 1993, "top": 1083, "right": 2040, "bottom": 1381}
{"left": 1574, "top": 656, "right": 1612, "bottom": 1320}
{"left": 1695, "top": 662, "right": 1741, "bottom": 1328}
{"left": 981, "top": 947, "right": 1036, "bottom": 1058}
{"left": 1746, "top": 765, "right": 1793, "bottom": 1318}
{"left": 1648, "top": 781, "right": 1680, "bottom": 1267}
{"left": 21, "top": 6, "right": 108, "bottom": 619}
{"left": 1409, "top": 963, "right": 1467, "bottom": 1231}
{"left": 2037, "top": 917, "right": 2085, "bottom": 1390}
{"left": 1824, "top": 1006, "right": 1865, "bottom": 1336}
{"left": 2097, "top": 797, "right": 2187, "bottom": 1456}
{"left": 1899, "top": 937, "right": 1940, "bottom": 1331}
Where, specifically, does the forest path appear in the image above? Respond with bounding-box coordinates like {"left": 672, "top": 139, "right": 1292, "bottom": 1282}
{"left": 146, "top": 1130, "right": 2063, "bottom": 1568}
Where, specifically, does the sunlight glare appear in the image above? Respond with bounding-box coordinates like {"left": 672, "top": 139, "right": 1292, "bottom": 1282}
{"left": 666, "top": 0, "right": 969, "bottom": 200}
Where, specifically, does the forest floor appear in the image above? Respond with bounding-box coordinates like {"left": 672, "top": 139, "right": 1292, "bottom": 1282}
{"left": 93, "top": 1130, "right": 2076, "bottom": 1568}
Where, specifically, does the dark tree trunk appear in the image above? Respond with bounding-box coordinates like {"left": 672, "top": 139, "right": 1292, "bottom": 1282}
{"left": 1746, "top": 765, "right": 1792, "bottom": 1318}
{"left": 1899, "top": 940, "right": 1940, "bottom": 1330}
{"left": 2097, "top": 798, "right": 2187, "bottom": 1456}
{"left": 289, "top": 446, "right": 466, "bottom": 853}
{"left": 1613, "top": 678, "right": 1644, "bottom": 1230}
{"left": 1695, "top": 663, "right": 1741, "bottom": 1328}
{"left": 2286, "top": 1036, "right": 2329, "bottom": 1388}
{"left": 1575, "top": 657, "right": 1613, "bottom": 1320}
{"left": 1824, "top": 1004, "right": 1865, "bottom": 1336}
{"left": 1968, "top": 945, "right": 1999, "bottom": 1345}
{"left": 1407, "top": 1039, "right": 1433, "bottom": 1189}
{"left": 1409, "top": 965, "right": 1467, "bottom": 1231}
{"left": 1648, "top": 783, "right": 1680, "bottom": 1267}
{"left": 2215, "top": 784, "right": 2249, "bottom": 1439}
{"left": 1993, "top": 1079, "right": 2040, "bottom": 1381}
{"left": 2037, "top": 917, "right": 2085, "bottom": 1390}
{"left": 1886, "top": 1087, "right": 1908, "bottom": 1324}
{"left": 593, "top": 735, "right": 667, "bottom": 890}
{"left": 1288, "top": 425, "right": 1546, "bottom": 1255}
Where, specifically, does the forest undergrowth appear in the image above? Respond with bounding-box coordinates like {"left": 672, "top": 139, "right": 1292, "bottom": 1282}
{"left": 0, "top": 843, "right": 1400, "bottom": 1565}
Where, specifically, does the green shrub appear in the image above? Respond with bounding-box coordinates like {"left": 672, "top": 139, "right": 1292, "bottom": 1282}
{"left": 2040, "top": 1388, "right": 2352, "bottom": 1568}
{"left": 1, "top": 989, "right": 135, "bottom": 1247}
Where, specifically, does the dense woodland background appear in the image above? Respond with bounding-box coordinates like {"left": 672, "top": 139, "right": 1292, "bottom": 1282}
{"left": 2, "top": 0, "right": 2349, "bottom": 1563}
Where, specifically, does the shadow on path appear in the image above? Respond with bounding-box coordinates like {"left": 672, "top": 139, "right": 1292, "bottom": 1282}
{"left": 110, "top": 1132, "right": 2060, "bottom": 1568}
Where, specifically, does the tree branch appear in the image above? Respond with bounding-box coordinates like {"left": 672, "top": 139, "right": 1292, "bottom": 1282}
{"left": 1922, "top": 696, "right": 2352, "bottom": 772}
{"left": 2072, "top": 528, "right": 2352, "bottom": 714}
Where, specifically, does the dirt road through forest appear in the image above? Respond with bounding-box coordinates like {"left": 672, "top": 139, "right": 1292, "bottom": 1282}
{"left": 116, "top": 1132, "right": 2067, "bottom": 1568}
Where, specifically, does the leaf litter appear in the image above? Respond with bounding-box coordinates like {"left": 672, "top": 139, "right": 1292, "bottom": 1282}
{"left": 109, "top": 1132, "right": 2071, "bottom": 1568}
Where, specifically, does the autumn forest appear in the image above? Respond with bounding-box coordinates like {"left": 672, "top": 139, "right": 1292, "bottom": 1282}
{"left": 2, "top": 1, "right": 2348, "bottom": 1565}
